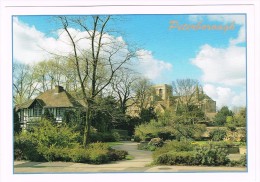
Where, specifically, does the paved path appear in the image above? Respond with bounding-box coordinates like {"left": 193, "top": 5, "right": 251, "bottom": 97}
{"left": 14, "top": 142, "right": 247, "bottom": 173}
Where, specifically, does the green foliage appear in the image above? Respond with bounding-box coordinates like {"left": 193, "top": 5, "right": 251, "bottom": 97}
{"left": 214, "top": 106, "right": 233, "bottom": 126}
{"left": 153, "top": 141, "right": 194, "bottom": 158}
{"left": 152, "top": 141, "right": 230, "bottom": 166}
{"left": 14, "top": 123, "right": 128, "bottom": 164}
{"left": 14, "top": 119, "right": 81, "bottom": 161}
{"left": 14, "top": 132, "right": 45, "bottom": 161}
{"left": 90, "top": 131, "right": 120, "bottom": 142}
{"left": 134, "top": 120, "right": 163, "bottom": 141}
{"left": 195, "top": 145, "right": 230, "bottom": 166}
{"left": 176, "top": 104, "right": 205, "bottom": 124}
{"left": 62, "top": 109, "right": 85, "bottom": 130}
{"left": 233, "top": 107, "right": 246, "bottom": 127}
{"left": 92, "top": 96, "right": 124, "bottom": 132}
{"left": 139, "top": 107, "right": 157, "bottom": 123}
{"left": 13, "top": 109, "right": 22, "bottom": 134}
{"left": 239, "top": 154, "right": 247, "bottom": 167}
{"left": 42, "top": 109, "right": 55, "bottom": 123}
{"left": 155, "top": 151, "right": 197, "bottom": 165}
{"left": 209, "top": 128, "right": 227, "bottom": 141}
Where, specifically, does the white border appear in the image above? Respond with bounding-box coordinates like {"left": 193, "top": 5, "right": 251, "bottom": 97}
{"left": 1, "top": 1, "right": 259, "bottom": 182}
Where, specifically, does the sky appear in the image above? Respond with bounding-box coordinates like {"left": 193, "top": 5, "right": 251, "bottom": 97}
{"left": 13, "top": 14, "right": 246, "bottom": 109}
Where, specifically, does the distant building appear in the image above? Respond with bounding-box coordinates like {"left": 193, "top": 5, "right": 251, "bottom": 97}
{"left": 151, "top": 83, "right": 216, "bottom": 116}
{"left": 127, "top": 83, "right": 216, "bottom": 118}
{"left": 15, "top": 86, "right": 84, "bottom": 129}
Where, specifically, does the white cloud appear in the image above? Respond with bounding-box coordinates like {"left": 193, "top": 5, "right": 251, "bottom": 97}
{"left": 14, "top": 17, "right": 172, "bottom": 83}
{"left": 191, "top": 44, "right": 246, "bottom": 86}
{"left": 203, "top": 84, "right": 246, "bottom": 109}
{"left": 135, "top": 50, "right": 173, "bottom": 81}
{"left": 13, "top": 17, "right": 129, "bottom": 64}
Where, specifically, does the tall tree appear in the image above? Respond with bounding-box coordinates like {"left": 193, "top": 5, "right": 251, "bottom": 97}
{"left": 111, "top": 68, "right": 139, "bottom": 114}
{"left": 56, "top": 16, "right": 136, "bottom": 147}
{"left": 214, "top": 106, "right": 233, "bottom": 126}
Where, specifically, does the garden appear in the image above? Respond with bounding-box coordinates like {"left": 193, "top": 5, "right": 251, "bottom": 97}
{"left": 134, "top": 106, "right": 247, "bottom": 167}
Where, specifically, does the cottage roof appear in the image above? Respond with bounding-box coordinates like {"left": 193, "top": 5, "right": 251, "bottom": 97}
{"left": 17, "top": 86, "right": 84, "bottom": 109}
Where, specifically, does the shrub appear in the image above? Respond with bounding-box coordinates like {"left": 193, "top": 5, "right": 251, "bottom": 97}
{"left": 154, "top": 151, "right": 197, "bottom": 165}
{"left": 153, "top": 141, "right": 194, "bottom": 159}
{"left": 152, "top": 141, "right": 231, "bottom": 166}
{"left": 157, "top": 131, "right": 174, "bottom": 141}
{"left": 111, "top": 129, "right": 129, "bottom": 140}
{"left": 68, "top": 147, "right": 90, "bottom": 163}
{"left": 195, "top": 145, "right": 230, "bottom": 166}
{"left": 14, "top": 132, "right": 45, "bottom": 161}
{"left": 209, "top": 128, "right": 227, "bottom": 141}
{"left": 138, "top": 141, "right": 157, "bottom": 151}
{"left": 239, "top": 154, "right": 247, "bottom": 167}
{"left": 134, "top": 120, "right": 163, "bottom": 141}
{"left": 108, "top": 149, "right": 128, "bottom": 161}
{"left": 90, "top": 132, "right": 120, "bottom": 142}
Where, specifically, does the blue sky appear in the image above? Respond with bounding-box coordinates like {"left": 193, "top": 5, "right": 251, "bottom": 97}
{"left": 13, "top": 14, "right": 246, "bottom": 109}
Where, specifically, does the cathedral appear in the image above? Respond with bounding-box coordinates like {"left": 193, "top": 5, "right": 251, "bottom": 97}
{"left": 151, "top": 84, "right": 216, "bottom": 116}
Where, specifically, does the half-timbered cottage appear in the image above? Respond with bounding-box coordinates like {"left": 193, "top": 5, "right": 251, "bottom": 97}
{"left": 15, "top": 86, "right": 84, "bottom": 129}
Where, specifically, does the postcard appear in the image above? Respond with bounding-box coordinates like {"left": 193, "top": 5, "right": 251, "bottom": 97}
{"left": 0, "top": 1, "right": 259, "bottom": 182}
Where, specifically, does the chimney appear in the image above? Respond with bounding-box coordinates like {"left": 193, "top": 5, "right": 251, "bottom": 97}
{"left": 55, "top": 85, "right": 64, "bottom": 93}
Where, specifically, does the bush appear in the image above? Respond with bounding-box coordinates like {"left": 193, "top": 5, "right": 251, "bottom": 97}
{"left": 239, "top": 154, "right": 247, "bottom": 167}
{"left": 14, "top": 132, "right": 46, "bottom": 161}
{"left": 209, "top": 128, "right": 227, "bottom": 141}
{"left": 153, "top": 141, "right": 194, "bottom": 159}
{"left": 14, "top": 119, "right": 127, "bottom": 164}
{"left": 157, "top": 131, "right": 174, "bottom": 141}
{"left": 108, "top": 149, "right": 128, "bottom": 161}
{"left": 195, "top": 145, "right": 230, "bottom": 166}
{"left": 154, "top": 151, "right": 197, "bottom": 165}
{"left": 152, "top": 141, "right": 231, "bottom": 166}
{"left": 90, "top": 132, "right": 120, "bottom": 142}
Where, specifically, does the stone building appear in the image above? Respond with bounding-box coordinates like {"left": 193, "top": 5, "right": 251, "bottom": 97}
{"left": 151, "top": 84, "right": 216, "bottom": 115}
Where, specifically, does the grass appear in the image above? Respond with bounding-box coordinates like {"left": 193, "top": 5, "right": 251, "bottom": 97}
{"left": 106, "top": 142, "right": 124, "bottom": 147}
{"left": 125, "top": 155, "right": 134, "bottom": 160}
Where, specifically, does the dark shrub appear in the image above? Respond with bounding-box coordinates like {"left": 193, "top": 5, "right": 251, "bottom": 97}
{"left": 14, "top": 133, "right": 45, "bottom": 161}
{"left": 90, "top": 132, "right": 120, "bottom": 142}
{"left": 209, "top": 128, "right": 227, "bottom": 141}
{"left": 108, "top": 149, "right": 128, "bottom": 161}
{"left": 157, "top": 131, "right": 174, "bottom": 141}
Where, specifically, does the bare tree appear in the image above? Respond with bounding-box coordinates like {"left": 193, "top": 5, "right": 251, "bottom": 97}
{"left": 172, "top": 78, "right": 200, "bottom": 113}
{"left": 13, "top": 62, "right": 39, "bottom": 105}
{"left": 57, "top": 15, "right": 136, "bottom": 146}
{"left": 133, "top": 77, "right": 154, "bottom": 111}
{"left": 111, "top": 68, "right": 139, "bottom": 114}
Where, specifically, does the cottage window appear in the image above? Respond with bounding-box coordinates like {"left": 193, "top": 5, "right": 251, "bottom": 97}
{"left": 33, "top": 102, "right": 42, "bottom": 117}
{"left": 56, "top": 108, "right": 64, "bottom": 117}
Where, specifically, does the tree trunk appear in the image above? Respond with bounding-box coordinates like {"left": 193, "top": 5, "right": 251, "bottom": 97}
{"left": 83, "top": 101, "right": 93, "bottom": 147}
